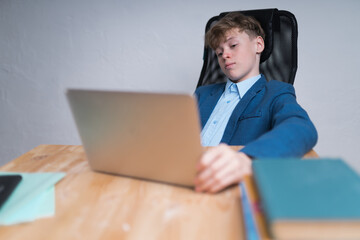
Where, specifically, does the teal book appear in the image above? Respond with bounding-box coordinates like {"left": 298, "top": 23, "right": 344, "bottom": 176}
{"left": 252, "top": 159, "right": 360, "bottom": 240}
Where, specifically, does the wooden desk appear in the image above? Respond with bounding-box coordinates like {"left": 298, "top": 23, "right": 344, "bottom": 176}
{"left": 0, "top": 145, "right": 318, "bottom": 240}
{"left": 0, "top": 145, "right": 244, "bottom": 240}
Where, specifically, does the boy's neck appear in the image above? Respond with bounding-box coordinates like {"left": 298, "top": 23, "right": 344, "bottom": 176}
{"left": 230, "top": 72, "right": 261, "bottom": 83}
{"left": 230, "top": 73, "right": 261, "bottom": 84}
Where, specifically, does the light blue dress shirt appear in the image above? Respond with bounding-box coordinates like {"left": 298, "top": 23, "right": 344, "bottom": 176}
{"left": 201, "top": 75, "right": 261, "bottom": 146}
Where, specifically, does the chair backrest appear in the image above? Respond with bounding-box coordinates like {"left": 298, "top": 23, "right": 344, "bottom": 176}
{"left": 197, "top": 9, "right": 298, "bottom": 88}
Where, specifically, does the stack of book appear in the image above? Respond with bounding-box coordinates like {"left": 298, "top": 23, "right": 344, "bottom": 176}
{"left": 240, "top": 159, "right": 360, "bottom": 240}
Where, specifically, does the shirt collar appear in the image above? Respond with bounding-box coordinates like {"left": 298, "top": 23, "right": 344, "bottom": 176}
{"left": 225, "top": 74, "right": 261, "bottom": 98}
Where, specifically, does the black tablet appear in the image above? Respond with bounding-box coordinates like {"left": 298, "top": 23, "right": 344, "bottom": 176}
{"left": 0, "top": 175, "right": 22, "bottom": 209}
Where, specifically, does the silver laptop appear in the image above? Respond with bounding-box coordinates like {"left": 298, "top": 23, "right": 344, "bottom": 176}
{"left": 67, "top": 89, "right": 204, "bottom": 187}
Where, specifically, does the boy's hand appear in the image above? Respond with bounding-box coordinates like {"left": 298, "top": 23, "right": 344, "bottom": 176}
{"left": 195, "top": 144, "right": 252, "bottom": 193}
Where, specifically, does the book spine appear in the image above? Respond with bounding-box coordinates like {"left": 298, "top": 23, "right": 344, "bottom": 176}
{"left": 240, "top": 182, "right": 260, "bottom": 240}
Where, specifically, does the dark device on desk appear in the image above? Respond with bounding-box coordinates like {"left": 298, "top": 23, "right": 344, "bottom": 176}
{"left": 0, "top": 175, "right": 22, "bottom": 209}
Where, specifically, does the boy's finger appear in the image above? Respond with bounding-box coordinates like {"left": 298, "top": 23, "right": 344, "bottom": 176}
{"left": 196, "top": 145, "right": 226, "bottom": 171}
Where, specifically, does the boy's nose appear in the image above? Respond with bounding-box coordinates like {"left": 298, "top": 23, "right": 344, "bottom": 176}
{"left": 222, "top": 50, "right": 231, "bottom": 59}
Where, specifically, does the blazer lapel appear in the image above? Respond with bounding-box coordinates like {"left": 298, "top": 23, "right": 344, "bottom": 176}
{"left": 221, "top": 76, "right": 267, "bottom": 143}
{"left": 199, "top": 83, "right": 225, "bottom": 128}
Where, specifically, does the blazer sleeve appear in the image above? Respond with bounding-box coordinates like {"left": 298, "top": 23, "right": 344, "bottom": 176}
{"left": 240, "top": 84, "right": 318, "bottom": 158}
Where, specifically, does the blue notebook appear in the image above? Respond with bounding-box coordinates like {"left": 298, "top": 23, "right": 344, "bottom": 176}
{"left": 252, "top": 158, "right": 360, "bottom": 240}
{"left": 240, "top": 182, "right": 260, "bottom": 240}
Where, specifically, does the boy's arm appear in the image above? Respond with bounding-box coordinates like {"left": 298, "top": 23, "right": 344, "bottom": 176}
{"left": 240, "top": 89, "right": 318, "bottom": 158}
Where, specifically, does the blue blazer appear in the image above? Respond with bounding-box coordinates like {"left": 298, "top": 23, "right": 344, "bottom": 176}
{"left": 195, "top": 75, "right": 318, "bottom": 158}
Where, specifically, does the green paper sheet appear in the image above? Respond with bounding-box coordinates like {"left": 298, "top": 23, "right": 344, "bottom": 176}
{"left": 0, "top": 172, "right": 66, "bottom": 225}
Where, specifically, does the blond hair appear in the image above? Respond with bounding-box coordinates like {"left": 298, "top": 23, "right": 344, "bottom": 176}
{"left": 205, "top": 12, "right": 265, "bottom": 50}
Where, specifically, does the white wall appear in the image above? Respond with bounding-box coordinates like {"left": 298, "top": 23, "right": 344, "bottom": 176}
{"left": 1, "top": 0, "right": 359, "bottom": 171}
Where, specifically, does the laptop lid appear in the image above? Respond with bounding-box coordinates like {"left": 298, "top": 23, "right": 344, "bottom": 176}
{"left": 67, "top": 89, "right": 204, "bottom": 187}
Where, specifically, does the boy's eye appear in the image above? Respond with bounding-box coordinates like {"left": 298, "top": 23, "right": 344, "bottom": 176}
{"left": 230, "top": 44, "right": 237, "bottom": 48}
{"left": 216, "top": 52, "right": 223, "bottom": 57}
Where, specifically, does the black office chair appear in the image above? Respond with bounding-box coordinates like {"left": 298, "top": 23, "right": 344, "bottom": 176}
{"left": 197, "top": 8, "right": 298, "bottom": 88}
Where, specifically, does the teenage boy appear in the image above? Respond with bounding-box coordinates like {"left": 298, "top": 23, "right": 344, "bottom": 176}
{"left": 194, "top": 12, "right": 317, "bottom": 193}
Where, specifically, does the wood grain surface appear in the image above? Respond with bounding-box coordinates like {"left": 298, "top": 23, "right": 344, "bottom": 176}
{"left": 0, "top": 145, "right": 244, "bottom": 240}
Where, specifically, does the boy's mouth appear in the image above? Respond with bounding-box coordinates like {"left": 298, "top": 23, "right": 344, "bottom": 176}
{"left": 225, "top": 63, "right": 235, "bottom": 69}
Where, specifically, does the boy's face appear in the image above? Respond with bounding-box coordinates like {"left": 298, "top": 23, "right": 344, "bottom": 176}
{"left": 215, "top": 29, "right": 264, "bottom": 83}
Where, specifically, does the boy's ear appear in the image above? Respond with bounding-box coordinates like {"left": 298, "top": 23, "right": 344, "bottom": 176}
{"left": 255, "top": 36, "right": 265, "bottom": 54}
